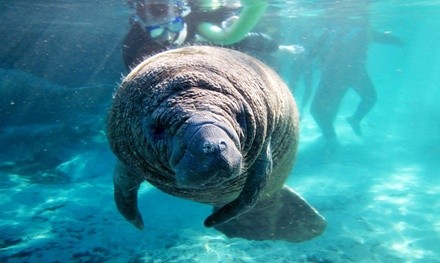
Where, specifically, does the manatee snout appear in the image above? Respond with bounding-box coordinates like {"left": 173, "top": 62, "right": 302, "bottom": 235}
{"left": 174, "top": 123, "right": 242, "bottom": 188}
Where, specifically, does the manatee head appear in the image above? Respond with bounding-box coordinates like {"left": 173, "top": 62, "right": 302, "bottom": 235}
{"left": 170, "top": 114, "right": 242, "bottom": 189}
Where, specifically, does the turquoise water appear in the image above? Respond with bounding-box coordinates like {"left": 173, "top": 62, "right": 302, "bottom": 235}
{"left": 1, "top": 0, "right": 439, "bottom": 262}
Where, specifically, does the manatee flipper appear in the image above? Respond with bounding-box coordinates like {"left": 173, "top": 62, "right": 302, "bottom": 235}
{"left": 214, "top": 186, "right": 326, "bottom": 242}
{"left": 113, "top": 162, "right": 144, "bottom": 229}
{"left": 204, "top": 141, "right": 273, "bottom": 227}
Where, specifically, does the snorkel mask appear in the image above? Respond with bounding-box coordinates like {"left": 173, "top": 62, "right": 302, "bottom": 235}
{"left": 132, "top": 0, "right": 190, "bottom": 40}
{"left": 145, "top": 16, "right": 184, "bottom": 38}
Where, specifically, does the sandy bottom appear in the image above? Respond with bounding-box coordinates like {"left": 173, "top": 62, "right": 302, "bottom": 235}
{"left": 1, "top": 116, "right": 439, "bottom": 263}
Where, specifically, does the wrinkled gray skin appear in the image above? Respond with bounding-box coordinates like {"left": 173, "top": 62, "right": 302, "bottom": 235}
{"left": 107, "top": 46, "right": 325, "bottom": 242}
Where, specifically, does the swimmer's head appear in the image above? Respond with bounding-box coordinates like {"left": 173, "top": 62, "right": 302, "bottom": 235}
{"left": 131, "top": 0, "right": 189, "bottom": 43}
{"left": 136, "top": 1, "right": 178, "bottom": 26}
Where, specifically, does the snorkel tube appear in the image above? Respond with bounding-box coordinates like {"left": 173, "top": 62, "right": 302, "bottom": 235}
{"left": 196, "top": 0, "right": 268, "bottom": 45}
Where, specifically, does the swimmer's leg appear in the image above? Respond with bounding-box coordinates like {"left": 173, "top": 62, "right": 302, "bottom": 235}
{"left": 348, "top": 72, "right": 377, "bottom": 136}
{"left": 310, "top": 78, "right": 345, "bottom": 141}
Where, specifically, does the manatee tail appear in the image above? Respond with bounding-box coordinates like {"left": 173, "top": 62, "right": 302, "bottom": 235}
{"left": 213, "top": 186, "right": 326, "bottom": 242}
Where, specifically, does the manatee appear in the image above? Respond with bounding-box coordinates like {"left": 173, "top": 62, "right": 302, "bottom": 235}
{"left": 106, "top": 46, "right": 325, "bottom": 242}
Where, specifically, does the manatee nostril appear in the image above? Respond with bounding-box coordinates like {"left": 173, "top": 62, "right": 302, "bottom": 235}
{"left": 202, "top": 141, "right": 216, "bottom": 153}
{"left": 203, "top": 140, "right": 228, "bottom": 153}
{"left": 219, "top": 140, "right": 227, "bottom": 151}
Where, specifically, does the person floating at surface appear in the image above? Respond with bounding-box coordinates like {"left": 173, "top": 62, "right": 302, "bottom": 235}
{"left": 122, "top": 0, "right": 303, "bottom": 70}
{"left": 309, "top": 0, "right": 403, "bottom": 142}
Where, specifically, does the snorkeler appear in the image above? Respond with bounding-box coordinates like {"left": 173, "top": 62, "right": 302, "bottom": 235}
{"left": 122, "top": 0, "right": 303, "bottom": 70}
{"left": 309, "top": 0, "right": 403, "bottom": 141}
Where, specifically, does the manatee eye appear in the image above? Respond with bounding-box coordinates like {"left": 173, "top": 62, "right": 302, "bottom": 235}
{"left": 151, "top": 123, "right": 166, "bottom": 140}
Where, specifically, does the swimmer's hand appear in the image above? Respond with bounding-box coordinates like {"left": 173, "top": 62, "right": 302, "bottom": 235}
{"left": 278, "top": 45, "right": 305, "bottom": 54}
